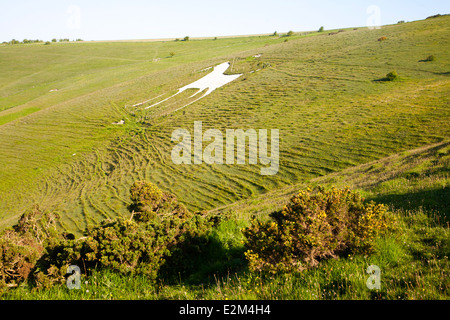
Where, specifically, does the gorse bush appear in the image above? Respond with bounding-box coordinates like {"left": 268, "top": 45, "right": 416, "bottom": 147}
{"left": 1, "top": 184, "right": 396, "bottom": 292}
{"left": 129, "top": 180, "right": 164, "bottom": 219}
{"left": 0, "top": 206, "right": 60, "bottom": 290}
{"left": 243, "top": 187, "right": 395, "bottom": 273}
{"left": 37, "top": 181, "right": 213, "bottom": 285}
{"left": 1, "top": 181, "right": 214, "bottom": 290}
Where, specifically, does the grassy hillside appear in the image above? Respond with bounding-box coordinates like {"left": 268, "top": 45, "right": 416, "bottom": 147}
{"left": 211, "top": 140, "right": 449, "bottom": 221}
{"left": 0, "top": 16, "right": 449, "bottom": 237}
{"left": 0, "top": 33, "right": 300, "bottom": 229}
{"left": 2, "top": 133, "right": 448, "bottom": 300}
{"left": 0, "top": 16, "right": 448, "bottom": 300}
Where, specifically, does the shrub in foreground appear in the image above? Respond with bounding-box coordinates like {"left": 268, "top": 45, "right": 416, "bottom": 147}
{"left": 243, "top": 187, "right": 395, "bottom": 273}
{"left": 36, "top": 181, "right": 213, "bottom": 287}
{"left": 1, "top": 181, "right": 214, "bottom": 290}
{"left": 0, "top": 206, "right": 60, "bottom": 290}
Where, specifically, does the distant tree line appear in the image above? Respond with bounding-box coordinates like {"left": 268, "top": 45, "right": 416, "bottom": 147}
{"left": 51, "top": 38, "right": 84, "bottom": 43}
{"left": 3, "top": 39, "right": 43, "bottom": 45}
{"left": 2, "top": 38, "right": 83, "bottom": 45}
{"left": 174, "top": 36, "right": 190, "bottom": 42}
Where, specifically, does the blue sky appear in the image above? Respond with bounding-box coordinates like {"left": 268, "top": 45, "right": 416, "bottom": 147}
{"left": 0, "top": 0, "right": 448, "bottom": 42}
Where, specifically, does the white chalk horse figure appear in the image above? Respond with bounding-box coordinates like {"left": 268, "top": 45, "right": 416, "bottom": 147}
{"left": 144, "top": 62, "right": 242, "bottom": 111}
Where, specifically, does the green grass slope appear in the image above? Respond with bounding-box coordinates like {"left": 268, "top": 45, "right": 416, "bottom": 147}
{"left": 2, "top": 134, "right": 448, "bottom": 300}
{"left": 210, "top": 139, "right": 449, "bottom": 222}
{"left": 0, "top": 16, "right": 449, "bottom": 236}
{"left": 0, "top": 34, "right": 298, "bottom": 229}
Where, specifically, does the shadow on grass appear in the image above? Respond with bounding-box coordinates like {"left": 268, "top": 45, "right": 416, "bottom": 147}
{"left": 368, "top": 187, "right": 449, "bottom": 223}
{"left": 433, "top": 71, "right": 450, "bottom": 76}
{"left": 372, "top": 77, "right": 402, "bottom": 82}
{"left": 158, "top": 231, "right": 247, "bottom": 286}
{"left": 372, "top": 78, "right": 392, "bottom": 82}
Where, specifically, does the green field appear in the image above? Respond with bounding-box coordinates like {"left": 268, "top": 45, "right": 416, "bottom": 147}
{"left": 0, "top": 16, "right": 449, "bottom": 299}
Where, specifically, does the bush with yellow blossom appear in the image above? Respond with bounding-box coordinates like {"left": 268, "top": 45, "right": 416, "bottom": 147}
{"left": 243, "top": 187, "right": 396, "bottom": 273}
